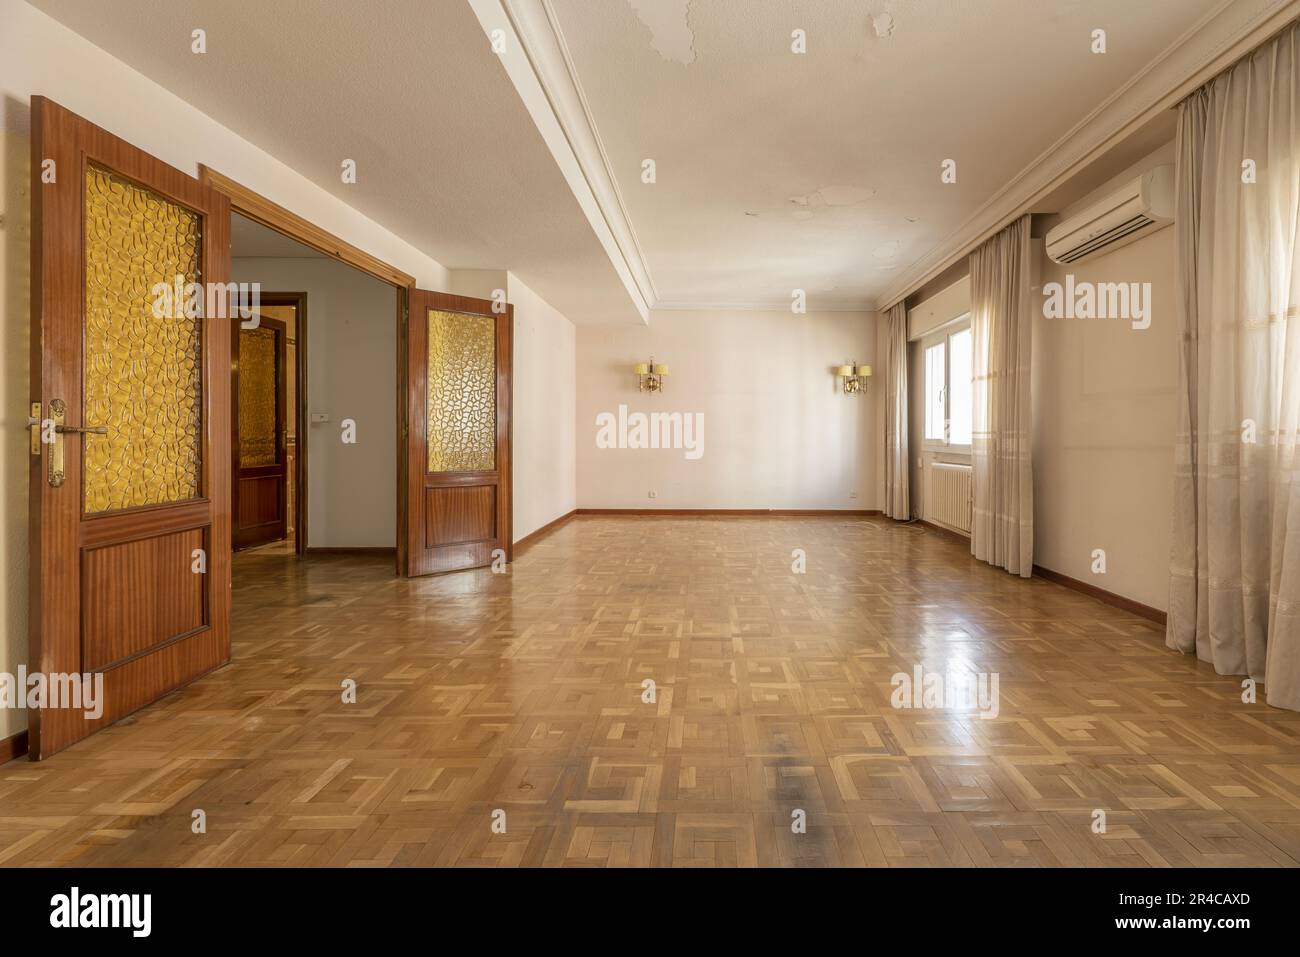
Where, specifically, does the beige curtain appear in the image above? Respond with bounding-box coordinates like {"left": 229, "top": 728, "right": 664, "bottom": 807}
{"left": 1169, "top": 22, "right": 1300, "bottom": 711}
{"left": 883, "top": 301, "right": 910, "bottom": 520}
{"left": 969, "top": 214, "right": 1034, "bottom": 577}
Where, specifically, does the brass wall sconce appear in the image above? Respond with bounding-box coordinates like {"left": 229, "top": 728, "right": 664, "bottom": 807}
{"left": 835, "top": 362, "right": 873, "bottom": 394}
{"left": 635, "top": 357, "right": 669, "bottom": 393}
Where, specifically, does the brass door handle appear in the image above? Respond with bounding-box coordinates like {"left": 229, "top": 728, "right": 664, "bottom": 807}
{"left": 44, "top": 399, "right": 106, "bottom": 488}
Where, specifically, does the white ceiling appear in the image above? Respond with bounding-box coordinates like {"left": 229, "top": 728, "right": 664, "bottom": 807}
{"left": 29, "top": 0, "right": 645, "bottom": 324}
{"left": 29, "top": 0, "right": 1288, "bottom": 320}
{"left": 542, "top": 0, "right": 1223, "bottom": 311}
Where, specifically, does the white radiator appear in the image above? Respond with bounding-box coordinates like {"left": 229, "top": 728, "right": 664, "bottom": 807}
{"left": 927, "top": 463, "right": 972, "bottom": 534}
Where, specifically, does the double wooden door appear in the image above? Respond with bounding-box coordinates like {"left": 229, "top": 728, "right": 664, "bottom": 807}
{"left": 28, "top": 101, "right": 512, "bottom": 760}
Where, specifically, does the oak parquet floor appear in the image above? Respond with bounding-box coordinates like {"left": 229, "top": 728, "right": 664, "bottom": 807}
{"left": 3, "top": 515, "right": 1300, "bottom": 867}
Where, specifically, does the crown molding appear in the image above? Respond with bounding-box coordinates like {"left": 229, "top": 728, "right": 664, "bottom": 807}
{"left": 468, "top": 0, "right": 656, "bottom": 323}
{"left": 652, "top": 298, "right": 878, "bottom": 314}
{"left": 877, "top": 0, "right": 1300, "bottom": 309}
{"left": 475, "top": 0, "right": 878, "bottom": 319}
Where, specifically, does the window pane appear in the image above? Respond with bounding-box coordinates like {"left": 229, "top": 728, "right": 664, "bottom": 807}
{"left": 83, "top": 165, "right": 202, "bottom": 513}
{"left": 925, "top": 342, "right": 945, "bottom": 441}
{"left": 239, "top": 326, "right": 278, "bottom": 467}
{"left": 948, "top": 327, "right": 973, "bottom": 446}
{"left": 427, "top": 309, "right": 496, "bottom": 472}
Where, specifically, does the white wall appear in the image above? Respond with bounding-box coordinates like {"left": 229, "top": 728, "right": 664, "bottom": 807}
{"left": 576, "top": 310, "right": 878, "bottom": 510}
{"left": 448, "top": 269, "right": 507, "bottom": 301}
{"left": 1033, "top": 144, "right": 1177, "bottom": 610}
{"left": 0, "top": 1, "right": 451, "bottom": 742}
{"left": 508, "top": 273, "right": 576, "bottom": 539}
{"left": 0, "top": 121, "right": 28, "bottom": 745}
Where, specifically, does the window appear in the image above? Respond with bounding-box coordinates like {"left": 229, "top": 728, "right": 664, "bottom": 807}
{"left": 923, "top": 318, "right": 973, "bottom": 449}
{"left": 924, "top": 342, "right": 945, "bottom": 441}
{"left": 948, "top": 327, "right": 973, "bottom": 446}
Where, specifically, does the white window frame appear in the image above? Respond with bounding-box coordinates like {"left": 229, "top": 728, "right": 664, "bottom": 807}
{"left": 921, "top": 314, "right": 973, "bottom": 454}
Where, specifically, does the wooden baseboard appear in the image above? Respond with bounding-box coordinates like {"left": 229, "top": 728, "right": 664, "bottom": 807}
{"left": 304, "top": 547, "right": 396, "bottom": 556}
{"left": 513, "top": 509, "right": 576, "bottom": 553}
{"left": 0, "top": 730, "right": 29, "bottom": 765}
{"left": 1033, "top": 564, "right": 1167, "bottom": 626}
{"left": 574, "top": 508, "right": 882, "bottom": 517}
{"left": 907, "top": 524, "right": 1166, "bottom": 626}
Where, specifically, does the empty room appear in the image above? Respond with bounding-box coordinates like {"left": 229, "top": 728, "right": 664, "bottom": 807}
{"left": 2, "top": 0, "right": 1299, "bottom": 937}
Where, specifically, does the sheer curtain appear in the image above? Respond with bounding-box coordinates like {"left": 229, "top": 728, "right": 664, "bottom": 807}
{"left": 883, "top": 301, "right": 910, "bottom": 520}
{"left": 1169, "top": 22, "right": 1300, "bottom": 711}
{"left": 969, "top": 214, "right": 1034, "bottom": 577}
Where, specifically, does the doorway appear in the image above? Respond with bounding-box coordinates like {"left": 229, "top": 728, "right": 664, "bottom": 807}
{"left": 228, "top": 212, "right": 398, "bottom": 558}
{"left": 232, "top": 293, "right": 304, "bottom": 553}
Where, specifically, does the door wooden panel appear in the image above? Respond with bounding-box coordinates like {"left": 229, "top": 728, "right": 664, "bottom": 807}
{"left": 402, "top": 290, "right": 511, "bottom": 575}
{"left": 28, "top": 97, "right": 232, "bottom": 759}
{"left": 232, "top": 316, "right": 287, "bottom": 550}
{"left": 81, "top": 528, "right": 207, "bottom": 673}
{"left": 237, "top": 476, "right": 282, "bottom": 527}
{"left": 425, "top": 484, "right": 496, "bottom": 546}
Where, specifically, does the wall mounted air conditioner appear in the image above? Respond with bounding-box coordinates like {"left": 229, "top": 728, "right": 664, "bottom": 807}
{"left": 1045, "top": 165, "right": 1175, "bottom": 265}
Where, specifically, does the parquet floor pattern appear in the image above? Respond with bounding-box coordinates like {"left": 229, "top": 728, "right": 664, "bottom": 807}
{"left": 4, "top": 515, "right": 1300, "bottom": 867}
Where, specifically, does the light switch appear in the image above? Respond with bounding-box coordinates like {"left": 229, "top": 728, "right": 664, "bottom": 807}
{"left": 311, "top": 412, "right": 329, "bottom": 424}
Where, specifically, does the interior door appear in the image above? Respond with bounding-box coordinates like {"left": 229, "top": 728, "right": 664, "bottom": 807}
{"left": 401, "top": 290, "right": 511, "bottom": 575}
{"left": 28, "top": 97, "right": 233, "bottom": 759}
{"left": 232, "top": 316, "right": 288, "bottom": 550}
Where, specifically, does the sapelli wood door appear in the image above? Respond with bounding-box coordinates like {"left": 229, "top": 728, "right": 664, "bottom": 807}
{"left": 401, "top": 290, "right": 511, "bottom": 575}
{"left": 232, "top": 316, "right": 288, "bottom": 550}
{"left": 28, "top": 97, "right": 233, "bottom": 759}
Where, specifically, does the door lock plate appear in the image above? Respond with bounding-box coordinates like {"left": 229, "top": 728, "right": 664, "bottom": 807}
{"left": 48, "top": 398, "right": 65, "bottom": 487}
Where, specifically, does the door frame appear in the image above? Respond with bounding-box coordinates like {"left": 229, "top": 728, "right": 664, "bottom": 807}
{"left": 199, "top": 168, "right": 417, "bottom": 576}
{"left": 231, "top": 292, "right": 308, "bottom": 554}
{"left": 198, "top": 166, "right": 415, "bottom": 287}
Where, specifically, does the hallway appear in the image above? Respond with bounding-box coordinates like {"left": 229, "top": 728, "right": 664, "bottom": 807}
{"left": 2, "top": 516, "right": 1298, "bottom": 867}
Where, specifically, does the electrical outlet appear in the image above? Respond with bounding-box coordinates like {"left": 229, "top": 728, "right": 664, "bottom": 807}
{"left": 648, "top": 491, "right": 657, "bottom": 499}
{"left": 849, "top": 492, "right": 858, "bottom": 500}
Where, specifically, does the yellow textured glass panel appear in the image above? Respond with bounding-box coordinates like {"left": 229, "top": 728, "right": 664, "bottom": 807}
{"left": 427, "top": 309, "right": 495, "bottom": 472}
{"left": 83, "top": 165, "right": 202, "bottom": 513}
{"left": 239, "top": 327, "right": 277, "bottom": 467}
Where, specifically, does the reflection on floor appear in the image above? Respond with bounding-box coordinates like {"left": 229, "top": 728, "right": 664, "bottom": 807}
{"left": 2, "top": 516, "right": 1299, "bottom": 867}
